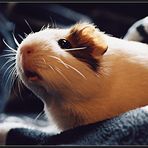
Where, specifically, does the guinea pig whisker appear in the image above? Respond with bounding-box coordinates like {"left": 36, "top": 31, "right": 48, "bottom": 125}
{"left": 3, "top": 53, "right": 16, "bottom": 56}
{"left": 4, "top": 57, "right": 16, "bottom": 61}
{"left": 49, "top": 16, "right": 57, "bottom": 28}
{"left": 55, "top": 67, "right": 71, "bottom": 85}
{"left": 2, "top": 39, "right": 17, "bottom": 53}
{"left": 17, "top": 78, "right": 24, "bottom": 100}
{"left": 18, "top": 34, "right": 24, "bottom": 40}
{"left": 39, "top": 111, "right": 47, "bottom": 120}
{"left": 6, "top": 64, "right": 23, "bottom": 100}
{"left": 4, "top": 49, "right": 16, "bottom": 54}
{"left": 34, "top": 110, "right": 45, "bottom": 121}
{"left": 10, "top": 72, "right": 19, "bottom": 97}
{"left": 3, "top": 64, "right": 16, "bottom": 89}
{"left": 10, "top": 70, "right": 18, "bottom": 89}
{"left": 34, "top": 63, "right": 48, "bottom": 69}
{"left": 34, "top": 61, "right": 55, "bottom": 72}
{"left": 11, "top": 78, "right": 19, "bottom": 98}
{"left": 65, "top": 47, "right": 87, "bottom": 51}
{"left": 65, "top": 63, "right": 87, "bottom": 80}
{"left": 33, "top": 58, "right": 49, "bottom": 69}
{"left": 12, "top": 33, "right": 20, "bottom": 47}
{"left": 1, "top": 52, "right": 16, "bottom": 56}
{"left": 0, "top": 58, "right": 16, "bottom": 71}
{"left": 49, "top": 56, "right": 68, "bottom": 68}
{"left": 24, "top": 32, "right": 28, "bottom": 37}
{"left": 5, "top": 67, "right": 16, "bottom": 89}
{"left": 48, "top": 65, "right": 55, "bottom": 72}
{"left": 9, "top": 71, "right": 23, "bottom": 100}
{"left": 42, "top": 57, "right": 47, "bottom": 65}
{"left": 2, "top": 62, "right": 16, "bottom": 80}
{"left": 24, "top": 19, "right": 34, "bottom": 33}
{"left": 40, "top": 25, "right": 46, "bottom": 31}
{"left": 41, "top": 57, "right": 56, "bottom": 72}
{"left": 0, "top": 53, "right": 16, "bottom": 59}
{"left": 48, "top": 79, "right": 57, "bottom": 91}
{"left": 8, "top": 56, "right": 16, "bottom": 61}
{"left": 18, "top": 76, "right": 24, "bottom": 89}
{"left": 48, "top": 55, "right": 86, "bottom": 79}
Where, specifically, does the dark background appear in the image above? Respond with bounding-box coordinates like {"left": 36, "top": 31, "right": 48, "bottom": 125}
{"left": 0, "top": 3, "right": 147, "bottom": 116}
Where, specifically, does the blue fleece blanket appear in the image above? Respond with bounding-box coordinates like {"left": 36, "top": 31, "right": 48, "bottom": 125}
{"left": 5, "top": 107, "right": 148, "bottom": 145}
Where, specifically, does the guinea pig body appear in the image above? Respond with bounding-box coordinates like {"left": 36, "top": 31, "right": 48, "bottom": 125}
{"left": 16, "top": 23, "right": 148, "bottom": 131}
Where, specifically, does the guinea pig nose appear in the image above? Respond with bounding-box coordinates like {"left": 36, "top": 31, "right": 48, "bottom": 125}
{"left": 26, "top": 49, "right": 32, "bottom": 54}
{"left": 20, "top": 46, "right": 34, "bottom": 56}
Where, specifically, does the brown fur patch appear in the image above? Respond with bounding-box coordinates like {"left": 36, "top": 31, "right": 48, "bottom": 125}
{"left": 66, "top": 23, "right": 108, "bottom": 71}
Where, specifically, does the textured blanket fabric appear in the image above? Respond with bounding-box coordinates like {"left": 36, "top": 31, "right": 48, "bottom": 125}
{"left": 6, "top": 108, "right": 148, "bottom": 145}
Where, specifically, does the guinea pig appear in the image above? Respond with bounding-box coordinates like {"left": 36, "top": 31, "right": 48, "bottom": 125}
{"left": 9, "top": 22, "right": 148, "bottom": 131}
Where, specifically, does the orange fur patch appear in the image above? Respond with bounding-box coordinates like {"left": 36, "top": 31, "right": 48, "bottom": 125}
{"left": 66, "top": 23, "right": 108, "bottom": 71}
{"left": 66, "top": 23, "right": 108, "bottom": 57}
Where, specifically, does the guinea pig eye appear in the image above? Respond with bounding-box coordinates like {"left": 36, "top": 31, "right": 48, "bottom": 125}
{"left": 58, "top": 39, "right": 72, "bottom": 49}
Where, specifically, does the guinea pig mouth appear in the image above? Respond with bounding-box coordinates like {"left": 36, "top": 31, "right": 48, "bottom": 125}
{"left": 24, "top": 70, "right": 42, "bottom": 81}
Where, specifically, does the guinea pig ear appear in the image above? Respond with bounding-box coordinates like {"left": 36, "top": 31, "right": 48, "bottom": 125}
{"left": 67, "top": 22, "right": 108, "bottom": 59}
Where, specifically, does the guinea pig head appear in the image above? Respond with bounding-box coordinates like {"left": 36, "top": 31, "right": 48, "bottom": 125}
{"left": 16, "top": 22, "right": 108, "bottom": 103}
